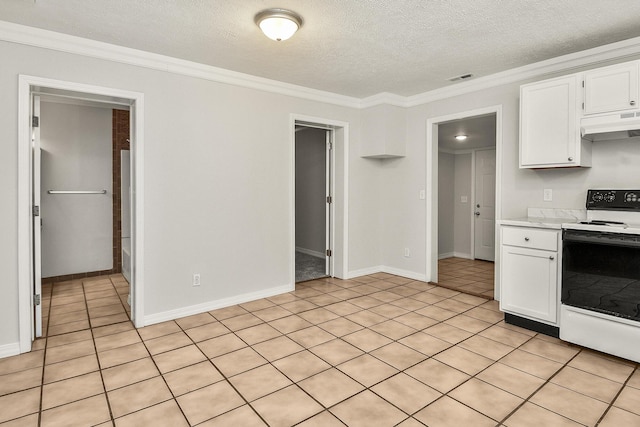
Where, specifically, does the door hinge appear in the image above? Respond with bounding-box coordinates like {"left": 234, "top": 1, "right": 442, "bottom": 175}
{"left": 582, "top": 102, "right": 584, "bottom": 110}
{"left": 34, "top": 294, "right": 41, "bottom": 306}
{"left": 327, "top": 141, "right": 333, "bottom": 151}
{"left": 326, "top": 249, "right": 332, "bottom": 257}
{"left": 32, "top": 116, "right": 39, "bottom": 128}
{"left": 326, "top": 196, "right": 332, "bottom": 204}
{"left": 582, "top": 81, "right": 585, "bottom": 88}
{"left": 32, "top": 206, "right": 40, "bottom": 216}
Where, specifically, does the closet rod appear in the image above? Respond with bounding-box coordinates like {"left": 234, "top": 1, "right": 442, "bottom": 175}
{"left": 47, "top": 190, "right": 107, "bottom": 194}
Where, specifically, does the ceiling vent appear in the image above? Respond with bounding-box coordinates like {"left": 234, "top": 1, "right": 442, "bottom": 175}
{"left": 448, "top": 73, "right": 474, "bottom": 82}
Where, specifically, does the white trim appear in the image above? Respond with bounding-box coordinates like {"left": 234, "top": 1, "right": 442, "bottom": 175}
{"left": 426, "top": 106, "right": 503, "bottom": 291}
{"left": 379, "top": 266, "right": 427, "bottom": 282}
{"left": 0, "top": 342, "right": 21, "bottom": 359}
{"left": 347, "top": 266, "right": 383, "bottom": 279}
{"left": 2, "top": 20, "right": 640, "bottom": 109}
{"left": 144, "top": 284, "right": 293, "bottom": 326}
{"left": 17, "top": 75, "right": 145, "bottom": 354}
{"left": 295, "top": 247, "right": 325, "bottom": 259}
{"left": 438, "top": 252, "right": 454, "bottom": 260}
{"left": 438, "top": 252, "right": 473, "bottom": 260}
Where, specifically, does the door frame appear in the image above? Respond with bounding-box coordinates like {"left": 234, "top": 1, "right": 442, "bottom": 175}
{"left": 17, "top": 75, "right": 145, "bottom": 353}
{"left": 426, "top": 105, "right": 502, "bottom": 299}
{"left": 290, "top": 114, "right": 349, "bottom": 283}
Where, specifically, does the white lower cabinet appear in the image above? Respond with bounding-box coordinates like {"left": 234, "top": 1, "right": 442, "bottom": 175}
{"left": 499, "top": 226, "right": 560, "bottom": 325}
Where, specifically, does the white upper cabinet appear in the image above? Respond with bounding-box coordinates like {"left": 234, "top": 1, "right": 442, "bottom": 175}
{"left": 583, "top": 61, "right": 639, "bottom": 115}
{"left": 520, "top": 74, "right": 591, "bottom": 168}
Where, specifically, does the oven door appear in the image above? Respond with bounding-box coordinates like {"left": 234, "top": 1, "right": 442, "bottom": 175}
{"left": 562, "top": 229, "right": 640, "bottom": 322}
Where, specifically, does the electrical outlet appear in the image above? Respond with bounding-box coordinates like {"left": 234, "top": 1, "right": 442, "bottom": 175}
{"left": 192, "top": 273, "right": 201, "bottom": 287}
{"left": 543, "top": 189, "right": 553, "bottom": 202}
{"left": 404, "top": 248, "right": 410, "bottom": 257}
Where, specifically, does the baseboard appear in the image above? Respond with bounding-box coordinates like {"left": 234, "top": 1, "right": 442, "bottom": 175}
{"left": 454, "top": 252, "right": 473, "bottom": 260}
{"left": 0, "top": 342, "right": 21, "bottom": 359}
{"left": 295, "top": 247, "right": 325, "bottom": 259}
{"left": 143, "top": 284, "right": 294, "bottom": 326}
{"left": 438, "top": 252, "right": 454, "bottom": 260}
{"left": 347, "top": 265, "right": 427, "bottom": 282}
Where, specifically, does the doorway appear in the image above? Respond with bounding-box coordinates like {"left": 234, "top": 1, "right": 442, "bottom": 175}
{"left": 427, "top": 107, "right": 502, "bottom": 300}
{"left": 18, "top": 75, "right": 145, "bottom": 353}
{"left": 295, "top": 125, "right": 332, "bottom": 282}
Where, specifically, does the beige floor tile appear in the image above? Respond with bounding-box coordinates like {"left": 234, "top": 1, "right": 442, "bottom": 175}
{"left": 337, "top": 354, "right": 398, "bottom": 387}
{"left": 47, "top": 320, "right": 91, "bottom": 336}
{"left": 298, "top": 308, "right": 341, "bottom": 324}
{"left": 197, "top": 333, "right": 247, "bottom": 359}
{"left": 208, "top": 304, "right": 249, "bottom": 320}
{"left": 90, "top": 313, "right": 130, "bottom": 328}
{"left": 393, "top": 312, "right": 438, "bottom": 330}
{"left": 46, "top": 330, "right": 92, "bottom": 348}
{"left": 476, "top": 362, "right": 545, "bottom": 399}
{"left": 279, "top": 299, "right": 318, "bottom": 314}
{"left": 369, "top": 320, "right": 416, "bottom": 340}
{"left": 240, "top": 298, "right": 275, "bottom": 312}
{"left": 298, "top": 368, "right": 364, "bottom": 407}
{"left": 288, "top": 326, "right": 335, "bottom": 348}
{"left": 42, "top": 371, "right": 104, "bottom": 410}
{"left": 613, "top": 385, "right": 640, "bottom": 415}
{"left": 324, "top": 301, "right": 362, "bottom": 316}
{"left": 85, "top": 296, "right": 121, "bottom": 309}
{"left": 212, "top": 347, "right": 267, "bottom": 377}
{"left": 197, "top": 405, "right": 267, "bottom": 427}
{"left": 396, "top": 417, "right": 426, "bottom": 427}
{"left": 331, "top": 390, "right": 407, "bottom": 427}
{"left": 415, "top": 305, "right": 457, "bottom": 322}
{"left": 297, "top": 410, "right": 345, "bottom": 427}
{"left": 0, "top": 413, "right": 39, "bottom": 427}
{"left": 309, "top": 339, "right": 364, "bottom": 366}
{"left": 529, "top": 382, "right": 608, "bottom": 426}
{"left": 519, "top": 337, "right": 580, "bottom": 363}
{"left": 153, "top": 344, "right": 206, "bottom": 374}
{"left": 342, "top": 328, "right": 392, "bottom": 352}
{"left": 368, "top": 303, "right": 410, "bottom": 319}
{"left": 49, "top": 302, "right": 85, "bottom": 316}
{"left": 370, "top": 342, "right": 427, "bottom": 370}
{"left": 174, "top": 312, "right": 216, "bottom": 329}
{"left": 413, "top": 396, "right": 496, "bottom": 427}
{"left": 107, "top": 376, "right": 172, "bottom": 418}
{"left": 398, "top": 332, "right": 452, "bottom": 356}
{"left": 183, "top": 321, "right": 229, "bottom": 342}
{"left": 626, "top": 369, "right": 640, "bottom": 389}
{"left": 47, "top": 310, "right": 88, "bottom": 326}
{"left": 235, "top": 323, "right": 282, "bottom": 345}
{"left": 345, "top": 310, "right": 388, "bottom": 327}
{"left": 144, "top": 331, "right": 192, "bottom": 355}
{"left": 219, "top": 313, "right": 264, "bottom": 331}
{"left": 568, "top": 351, "right": 635, "bottom": 383}
{"left": 268, "top": 315, "right": 313, "bottom": 334}
{"left": 449, "top": 377, "right": 523, "bottom": 421}
{"left": 137, "top": 321, "right": 181, "bottom": 341}
{"left": 163, "top": 361, "right": 223, "bottom": 396}
{"left": 272, "top": 350, "right": 330, "bottom": 382}
{"left": 599, "top": 406, "right": 640, "bottom": 427}
{"left": 94, "top": 329, "right": 140, "bottom": 353}
{"left": 465, "top": 306, "right": 504, "bottom": 323}
{"left": 551, "top": 366, "right": 623, "bottom": 403}
{"left": 444, "top": 314, "right": 492, "bottom": 333}
{"left": 405, "top": 358, "right": 470, "bottom": 393}
{"left": 43, "top": 354, "right": 99, "bottom": 385}
{"left": 251, "top": 385, "right": 324, "bottom": 427}
{"left": 478, "top": 324, "right": 532, "bottom": 347}
{"left": 252, "top": 335, "right": 304, "bottom": 361}
{"left": 177, "top": 381, "right": 245, "bottom": 425}
{"left": 372, "top": 373, "right": 441, "bottom": 414}
{"left": 503, "top": 402, "right": 583, "bottom": 427}
{"left": 458, "top": 335, "right": 514, "bottom": 360}
{"left": 102, "top": 357, "right": 159, "bottom": 391}
{"left": 45, "top": 340, "right": 95, "bottom": 365}
{"left": 97, "top": 342, "right": 149, "bottom": 369}
{"left": 434, "top": 298, "right": 475, "bottom": 313}
{"left": 0, "top": 387, "right": 41, "bottom": 423}
{"left": 88, "top": 303, "right": 125, "bottom": 319}
{"left": 433, "top": 346, "right": 493, "bottom": 375}
{"left": 0, "top": 367, "right": 44, "bottom": 397}
{"left": 228, "top": 364, "right": 292, "bottom": 401}
{"left": 253, "top": 305, "right": 293, "bottom": 322}
{"left": 40, "top": 394, "right": 110, "bottom": 427}
{"left": 91, "top": 321, "right": 134, "bottom": 339}
{"left": 424, "top": 323, "right": 474, "bottom": 344}
{"left": 317, "top": 317, "right": 363, "bottom": 337}
{"left": 500, "top": 349, "right": 564, "bottom": 379}
{"left": 114, "top": 400, "right": 189, "bottom": 427}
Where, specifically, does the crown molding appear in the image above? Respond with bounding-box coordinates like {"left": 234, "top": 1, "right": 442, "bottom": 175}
{"left": 3, "top": 20, "right": 640, "bottom": 110}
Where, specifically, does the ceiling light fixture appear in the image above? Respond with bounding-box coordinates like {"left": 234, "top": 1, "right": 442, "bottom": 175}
{"left": 255, "top": 8, "right": 302, "bottom": 41}
{"left": 455, "top": 135, "right": 468, "bottom": 141}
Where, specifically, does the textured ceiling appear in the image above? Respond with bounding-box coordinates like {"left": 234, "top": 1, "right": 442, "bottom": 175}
{"left": 2, "top": 1, "right": 640, "bottom": 97}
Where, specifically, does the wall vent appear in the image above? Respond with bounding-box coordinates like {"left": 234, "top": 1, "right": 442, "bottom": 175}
{"left": 448, "top": 73, "right": 474, "bottom": 82}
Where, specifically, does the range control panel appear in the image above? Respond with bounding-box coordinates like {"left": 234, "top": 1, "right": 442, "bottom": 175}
{"left": 586, "top": 189, "right": 640, "bottom": 210}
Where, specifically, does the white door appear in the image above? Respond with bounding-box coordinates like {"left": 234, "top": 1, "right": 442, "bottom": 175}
{"left": 474, "top": 149, "right": 496, "bottom": 261}
{"left": 32, "top": 95, "right": 42, "bottom": 338}
{"left": 325, "top": 131, "right": 332, "bottom": 276}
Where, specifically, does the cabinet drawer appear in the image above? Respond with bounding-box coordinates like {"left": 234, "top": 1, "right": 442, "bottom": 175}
{"left": 502, "top": 227, "right": 558, "bottom": 251}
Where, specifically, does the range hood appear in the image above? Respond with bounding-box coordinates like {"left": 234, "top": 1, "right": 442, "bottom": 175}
{"left": 581, "top": 111, "right": 640, "bottom": 141}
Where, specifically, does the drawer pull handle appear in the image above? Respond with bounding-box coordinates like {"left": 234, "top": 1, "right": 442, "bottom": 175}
{"left": 549, "top": 256, "right": 555, "bottom": 260}
{"left": 524, "top": 237, "right": 530, "bottom": 241}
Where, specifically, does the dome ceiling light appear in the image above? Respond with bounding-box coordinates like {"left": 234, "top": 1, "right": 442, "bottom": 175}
{"left": 455, "top": 134, "right": 468, "bottom": 141}
{"left": 255, "top": 8, "right": 303, "bottom": 41}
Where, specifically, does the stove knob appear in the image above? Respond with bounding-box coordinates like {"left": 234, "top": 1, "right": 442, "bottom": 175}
{"left": 592, "top": 192, "right": 604, "bottom": 202}
{"left": 604, "top": 192, "right": 615, "bottom": 203}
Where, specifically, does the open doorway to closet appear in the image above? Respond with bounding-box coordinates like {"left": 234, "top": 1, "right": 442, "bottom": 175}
{"left": 294, "top": 125, "right": 333, "bottom": 282}
{"left": 426, "top": 106, "right": 502, "bottom": 301}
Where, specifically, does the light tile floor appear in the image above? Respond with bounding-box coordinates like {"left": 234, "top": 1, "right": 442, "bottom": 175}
{"left": 437, "top": 257, "right": 495, "bottom": 299}
{"left": 1, "top": 273, "right": 639, "bottom": 426}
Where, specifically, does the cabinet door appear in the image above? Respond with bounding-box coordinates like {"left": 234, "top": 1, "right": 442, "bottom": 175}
{"left": 520, "top": 75, "right": 580, "bottom": 168}
{"left": 584, "top": 62, "right": 639, "bottom": 115}
{"left": 500, "top": 245, "right": 558, "bottom": 324}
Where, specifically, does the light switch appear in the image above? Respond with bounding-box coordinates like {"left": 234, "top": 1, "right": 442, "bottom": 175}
{"left": 544, "top": 189, "right": 553, "bottom": 201}
{"left": 419, "top": 190, "right": 425, "bottom": 200}
{"left": 461, "top": 196, "right": 468, "bottom": 203}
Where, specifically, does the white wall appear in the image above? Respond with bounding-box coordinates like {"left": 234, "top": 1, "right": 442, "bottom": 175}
{"left": 437, "top": 152, "right": 454, "bottom": 256}
{"left": 40, "top": 102, "right": 113, "bottom": 277}
{"left": 0, "top": 40, "right": 375, "bottom": 349}
{"left": 295, "top": 128, "right": 326, "bottom": 256}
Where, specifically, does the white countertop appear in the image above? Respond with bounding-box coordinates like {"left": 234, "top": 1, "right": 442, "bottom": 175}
{"left": 498, "top": 217, "right": 575, "bottom": 229}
